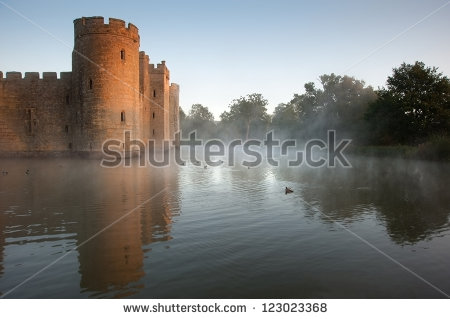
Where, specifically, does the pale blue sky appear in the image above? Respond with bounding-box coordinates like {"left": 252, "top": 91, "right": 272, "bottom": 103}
{"left": 1, "top": 0, "right": 449, "bottom": 118}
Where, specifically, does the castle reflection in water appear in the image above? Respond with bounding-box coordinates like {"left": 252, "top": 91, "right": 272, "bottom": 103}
{"left": 0, "top": 159, "right": 180, "bottom": 297}
{"left": 0, "top": 156, "right": 449, "bottom": 298}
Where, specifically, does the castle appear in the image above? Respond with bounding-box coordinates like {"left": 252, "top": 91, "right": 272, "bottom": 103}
{"left": 0, "top": 16, "right": 179, "bottom": 156}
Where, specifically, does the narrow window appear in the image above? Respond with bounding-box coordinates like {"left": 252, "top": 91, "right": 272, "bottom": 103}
{"left": 65, "top": 125, "right": 69, "bottom": 133}
{"left": 68, "top": 143, "right": 72, "bottom": 149}
{"left": 65, "top": 95, "right": 70, "bottom": 105}
{"left": 153, "top": 90, "right": 156, "bottom": 98}
{"left": 121, "top": 111, "right": 125, "bottom": 122}
{"left": 120, "top": 49, "right": 125, "bottom": 60}
{"left": 89, "top": 78, "right": 93, "bottom": 90}
{"left": 152, "top": 112, "right": 155, "bottom": 119}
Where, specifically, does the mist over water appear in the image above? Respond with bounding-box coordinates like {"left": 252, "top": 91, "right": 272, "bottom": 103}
{"left": 0, "top": 154, "right": 449, "bottom": 298}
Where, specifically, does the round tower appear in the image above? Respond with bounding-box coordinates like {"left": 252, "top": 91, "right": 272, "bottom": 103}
{"left": 72, "top": 16, "right": 141, "bottom": 152}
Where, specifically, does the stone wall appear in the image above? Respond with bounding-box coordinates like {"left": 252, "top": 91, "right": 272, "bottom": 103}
{"left": 169, "top": 83, "right": 180, "bottom": 140}
{"left": 139, "top": 51, "right": 151, "bottom": 142}
{"left": 0, "top": 16, "right": 180, "bottom": 156}
{"left": 72, "top": 17, "right": 141, "bottom": 152}
{"left": 0, "top": 72, "right": 72, "bottom": 153}
{"left": 149, "top": 62, "right": 170, "bottom": 146}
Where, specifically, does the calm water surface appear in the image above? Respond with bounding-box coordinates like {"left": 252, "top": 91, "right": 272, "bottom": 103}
{"left": 0, "top": 156, "right": 449, "bottom": 298}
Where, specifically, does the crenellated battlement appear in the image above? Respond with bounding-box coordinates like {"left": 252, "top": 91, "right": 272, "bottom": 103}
{"left": 0, "top": 71, "right": 72, "bottom": 81}
{"left": 5, "top": 72, "right": 22, "bottom": 80}
{"left": 0, "top": 16, "right": 179, "bottom": 154}
{"left": 74, "top": 16, "right": 139, "bottom": 42}
{"left": 170, "top": 83, "right": 180, "bottom": 92}
{"left": 149, "top": 61, "right": 170, "bottom": 74}
{"left": 25, "top": 72, "right": 39, "bottom": 80}
{"left": 139, "top": 51, "right": 149, "bottom": 62}
{"left": 43, "top": 72, "right": 57, "bottom": 80}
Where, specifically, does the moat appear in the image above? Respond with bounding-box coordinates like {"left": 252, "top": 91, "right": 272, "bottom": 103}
{"left": 0, "top": 156, "right": 449, "bottom": 298}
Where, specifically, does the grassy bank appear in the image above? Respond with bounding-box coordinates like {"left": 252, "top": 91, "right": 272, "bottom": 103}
{"left": 348, "top": 135, "right": 450, "bottom": 161}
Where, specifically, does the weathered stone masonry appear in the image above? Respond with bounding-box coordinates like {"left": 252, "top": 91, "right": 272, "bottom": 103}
{"left": 0, "top": 16, "right": 179, "bottom": 155}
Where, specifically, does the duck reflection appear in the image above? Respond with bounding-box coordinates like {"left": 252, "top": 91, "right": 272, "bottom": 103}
{"left": 275, "top": 158, "right": 450, "bottom": 244}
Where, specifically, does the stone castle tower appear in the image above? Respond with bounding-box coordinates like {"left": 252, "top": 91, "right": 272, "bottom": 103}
{"left": 0, "top": 16, "right": 179, "bottom": 155}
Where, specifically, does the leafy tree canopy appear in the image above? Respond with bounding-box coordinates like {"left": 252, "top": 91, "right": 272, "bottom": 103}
{"left": 221, "top": 93, "right": 269, "bottom": 140}
{"left": 187, "top": 104, "right": 215, "bottom": 122}
{"left": 367, "top": 61, "right": 450, "bottom": 144}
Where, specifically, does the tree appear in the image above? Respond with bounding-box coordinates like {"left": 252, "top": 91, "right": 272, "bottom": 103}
{"left": 188, "top": 104, "right": 215, "bottom": 122}
{"left": 366, "top": 61, "right": 450, "bottom": 144}
{"left": 271, "top": 103, "right": 298, "bottom": 137}
{"left": 365, "top": 94, "right": 413, "bottom": 145}
{"left": 221, "top": 93, "right": 269, "bottom": 140}
{"left": 387, "top": 62, "right": 450, "bottom": 140}
{"left": 182, "top": 104, "right": 216, "bottom": 139}
{"left": 290, "top": 82, "right": 321, "bottom": 122}
{"left": 288, "top": 74, "right": 376, "bottom": 141}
